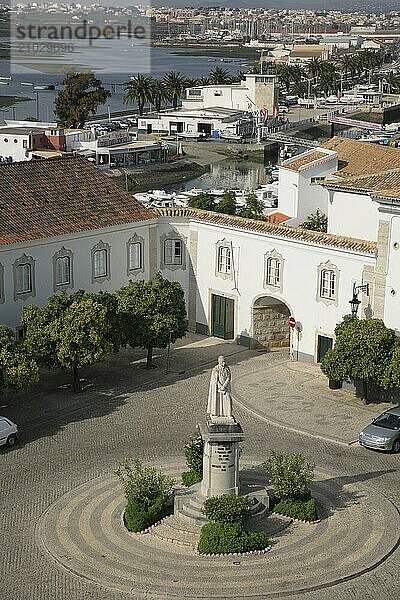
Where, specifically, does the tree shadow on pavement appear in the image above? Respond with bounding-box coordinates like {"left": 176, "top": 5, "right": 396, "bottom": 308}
{"left": 0, "top": 335, "right": 283, "bottom": 448}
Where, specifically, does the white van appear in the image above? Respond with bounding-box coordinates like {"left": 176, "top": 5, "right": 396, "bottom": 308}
{"left": 0, "top": 416, "right": 18, "bottom": 447}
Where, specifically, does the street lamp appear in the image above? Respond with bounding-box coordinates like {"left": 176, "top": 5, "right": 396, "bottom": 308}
{"left": 349, "top": 282, "right": 369, "bottom": 317}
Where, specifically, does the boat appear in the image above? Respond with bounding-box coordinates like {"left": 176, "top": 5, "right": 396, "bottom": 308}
{"left": 150, "top": 189, "right": 174, "bottom": 201}
{"left": 21, "top": 82, "right": 34, "bottom": 86}
{"left": 0, "top": 76, "right": 12, "bottom": 80}
{"left": 34, "top": 85, "right": 55, "bottom": 90}
{"left": 209, "top": 189, "right": 225, "bottom": 196}
{"left": 0, "top": 81, "right": 9, "bottom": 85}
{"left": 184, "top": 188, "right": 204, "bottom": 197}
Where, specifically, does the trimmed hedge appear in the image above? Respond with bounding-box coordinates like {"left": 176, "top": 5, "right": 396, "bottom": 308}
{"left": 124, "top": 496, "right": 172, "bottom": 532}
{"left": 198, "top": 522, "right": 268, "bottom": 555}
{"left": 273, "top": 498, "right": 317, "bottom": 522}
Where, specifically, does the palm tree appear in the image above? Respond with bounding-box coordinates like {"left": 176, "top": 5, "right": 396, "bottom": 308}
{"left": 163, "top": 71, "right": 187, "bottom": 110}
{"left": 384, "top": 70, "right": 400, "bottom": 93}
{"left": 149, "top": 78, "right": 168, "bottom": 112}
{"left": 276, "top": 64, "right": 292, "bottom": 93}
{"left": 307, "top": 57, "right": 322, "bottom": 82}
{"left": 208, "top": 67, "right": 231, "bottom": 85}
{"left": 198, "top": 76, "right": 211, "bottom": 86}
{"left": 123, "top": 74, "right": 153, "bottom": 115}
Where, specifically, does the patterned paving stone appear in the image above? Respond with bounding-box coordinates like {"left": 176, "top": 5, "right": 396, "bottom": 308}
{"left": 37, "top": 465, "right": 400, "bottom": 599}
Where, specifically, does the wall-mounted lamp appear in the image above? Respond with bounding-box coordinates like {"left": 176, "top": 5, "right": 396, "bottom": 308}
{"left": 349, "top": 282, "right": 369, "bottom": 318}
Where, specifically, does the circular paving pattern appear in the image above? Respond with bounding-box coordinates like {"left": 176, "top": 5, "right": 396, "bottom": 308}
{"left": 36, "top": 462, "right": 400, "bottom": 599}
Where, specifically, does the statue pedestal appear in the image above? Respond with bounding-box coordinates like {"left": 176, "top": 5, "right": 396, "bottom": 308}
{"left": 199, "top": 417, "right": 244, "bottom": 497}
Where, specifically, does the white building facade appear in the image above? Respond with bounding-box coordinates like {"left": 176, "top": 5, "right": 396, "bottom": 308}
{"left": 2, "top": 141, "right": 400, "bottom": 364}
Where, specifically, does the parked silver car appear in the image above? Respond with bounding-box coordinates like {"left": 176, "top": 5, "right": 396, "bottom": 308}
{"left": 0, "top": 416, "right": 18, "bottom": 447}
{"left": 359, "top": 406, "right": 400, "bottom": 452}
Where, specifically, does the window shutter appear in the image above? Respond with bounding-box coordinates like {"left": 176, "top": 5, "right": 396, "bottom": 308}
{"left": 164, "top": 240, "right": 173, "bottom": 264}
{"left": 16, "top": 266, "right": 23, "bottom": 293}
{"left": 63, "top": 257, "right": 70, "bottom": 284}
{"left": 130, "top": 242, "right": 141, "bottom": 269}
{"left": 23, "top": 264, "right": 31, "bottom": 292}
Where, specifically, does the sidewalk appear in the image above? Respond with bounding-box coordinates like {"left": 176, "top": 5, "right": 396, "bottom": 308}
{"left": 230, "top": 351, "right": 386, "bottom": 446}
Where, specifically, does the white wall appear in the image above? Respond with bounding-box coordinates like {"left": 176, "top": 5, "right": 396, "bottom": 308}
{"left": 0, "top": 221, "right": 153, "bottom": 329}
{"left": 191, "top": 221, "right": 374, "bottom": 360}
{"left": 383, "top": 214, "right": 400, "bottom": 330}
{"left": 0, "top": 133, "right": 31, "bottom": 162}
{"left": 327, "top": 191, "right": 379, "bottom": 241}
{"left": 278, "top": 155, "right": 337, "bottom": 223}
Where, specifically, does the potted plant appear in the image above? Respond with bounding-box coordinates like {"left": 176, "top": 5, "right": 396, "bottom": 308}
{"left": 320, "top": 349, "right": 344, "bottom": 390}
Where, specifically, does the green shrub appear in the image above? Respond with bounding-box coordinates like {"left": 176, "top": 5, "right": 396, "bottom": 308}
{"left": 264, "top": 451, "right": 315, "bottom": 500}
{"left": 198, "top": 522, "right": 267, "bottom": 554}
{"left": 124, "top": 495, "right": 172, "bottom": 532}
{"left": 181, "top": 432, "right": 203, "bottom": 487}
{"left": 114, "top": 458, "right": 175, "bottom": 507}
{"left": 202, "top": 494, "right": 252, "bottom": 524}
{"left": 273, "top": 498, "right": 317, "bottom": 522}
{"left": 181, "top": 470, "right": 202, "bottom": 487}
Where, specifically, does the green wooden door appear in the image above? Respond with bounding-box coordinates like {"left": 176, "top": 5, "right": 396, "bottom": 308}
{"left": 211, "top": 294, "right": 234, "bottom": 340}
{"left": 317, "top": 335, "right": 333, "bottom": 363}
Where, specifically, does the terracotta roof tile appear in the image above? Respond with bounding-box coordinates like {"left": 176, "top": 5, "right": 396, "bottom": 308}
{"left": 282, "top": 151, "right": 329, "bottom": 171}
{"left": 323, "top": 168, "right": 400, "bottom": 200}
{"left": 265, "top": 212, "right": 291, "bottom": 224}
{"left": 322, "top": 136, "right": 400, "bottom": 178}
{"left": 0, "top": 156, "right": 155, "bottom": 246}
{"left": 155, "top": 207, "right": 377, "bottom": 254}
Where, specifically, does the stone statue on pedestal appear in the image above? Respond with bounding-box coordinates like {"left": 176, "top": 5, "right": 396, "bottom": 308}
{"left": 207, "top": 355, "right": 233, "bottom": 421}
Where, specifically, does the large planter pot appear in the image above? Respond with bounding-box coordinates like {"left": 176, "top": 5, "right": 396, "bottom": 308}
{"left": 328, "top": 379, "right": 342, "bottom": 390}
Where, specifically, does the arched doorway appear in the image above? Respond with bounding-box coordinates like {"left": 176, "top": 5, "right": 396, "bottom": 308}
{"left": 252, "top": 296, "right": 291, "bottom": 350}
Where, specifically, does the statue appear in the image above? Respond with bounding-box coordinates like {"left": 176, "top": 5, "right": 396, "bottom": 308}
{"left": 207, "top": 355, "right": 233, "bottom": 421}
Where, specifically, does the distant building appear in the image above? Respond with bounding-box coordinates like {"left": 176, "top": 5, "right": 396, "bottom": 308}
{"left": 137, "top": 107, "right": 253, "bottom": 139}
{"left": 182, "top": 74, "right": 279, "bottom": 113}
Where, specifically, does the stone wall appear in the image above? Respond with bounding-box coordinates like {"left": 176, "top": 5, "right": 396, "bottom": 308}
{"left": 252, "top": 304, "right": 290, "bottom": 349}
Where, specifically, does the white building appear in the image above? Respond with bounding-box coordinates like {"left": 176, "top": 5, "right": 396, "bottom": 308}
{"left": 277, "top": 137, "right": 400, "bottom": 227}
{"left": 182, "top": 74, "right": 279, "bottom": 113}
{"left": 1, "top": 140, "right": 400, "bottom": 364}
{"left": 137, "top": 107, "right": 253, "bottom": 139}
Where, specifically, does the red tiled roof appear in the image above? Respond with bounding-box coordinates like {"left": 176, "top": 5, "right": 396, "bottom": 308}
{"left": 322, "top": 136, "right": 400, "bottom": 178}
{"left": 0, "top": 156, "right": 155, "bottom": 246}
{"left": 155, "top": 207, "right": 377, "bottom": 254}
{"left": 265, "top": 212, "right": 291, "bottom": 224}
{"left": 282, "top": 151, "right": 328, "bottom": 171}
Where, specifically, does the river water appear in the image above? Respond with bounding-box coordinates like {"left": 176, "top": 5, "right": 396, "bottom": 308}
{"left": 166, "top": 159, "right": 271, "bottom": 192}
{"left": 0, "top": 40, "right": 251, "bottom": 121}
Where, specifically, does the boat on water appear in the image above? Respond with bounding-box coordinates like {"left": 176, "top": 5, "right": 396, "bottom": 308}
{"left": 0, "top": 81, "right": 9, "bottom": 85}
{"left": 209, "top": 189, "right": 225, "bottom": 196}
{"left": 0, "top": 76, "right": 12, "bottom": 80}
{"left": 34, "top": 84, "right": 55, "bottom": 90}
{"left": 21, "top": 82, "right": 34, "bottom": 86}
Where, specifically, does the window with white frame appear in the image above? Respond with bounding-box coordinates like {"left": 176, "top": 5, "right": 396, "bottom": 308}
{"left": 164, "top": 239, "right": 182, "bottom": 265}
{"left": 320, "top": 269, "right": 336, "bottom": 299}
{"left": 55, "top": 256, "right": 71, "bottom": 286}
{"left": 217, "top": 246, "right": 232, "bottom": 274}
{"left": 94, "top": 249, "right": 108, "bottom": 278}
{"left": 266, "top": 257, "right": 281, "bottom": 287}
{"left": 264, "top": 249, "right": 284, "bottom": 292}
{"left": 13, "top": 254, "right": 35, "bottom": 300}
{"left": 129, "top": 241, "right": 142, "bottom": 271}
{"left": 15, "top": 263, "right": 32, "bottom": 294}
